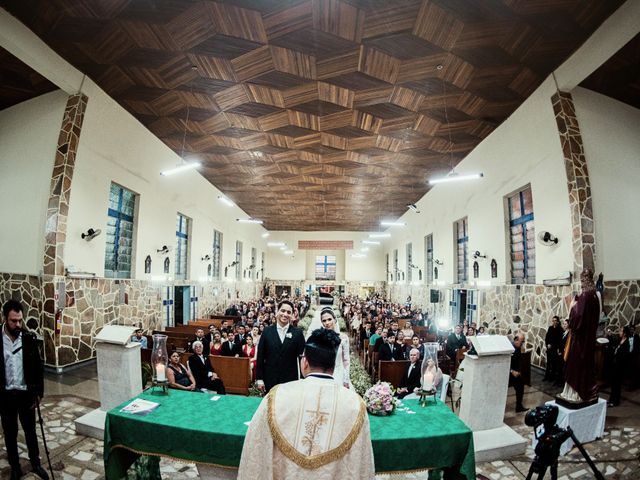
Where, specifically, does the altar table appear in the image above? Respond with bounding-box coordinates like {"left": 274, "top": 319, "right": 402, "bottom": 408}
{"left": 104, "top": 389, "right": 475, "bottom": 479}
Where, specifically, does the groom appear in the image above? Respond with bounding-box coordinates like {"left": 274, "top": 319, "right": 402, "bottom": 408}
{"left": 255, "top": 300, "right": 305, "bottom": 392}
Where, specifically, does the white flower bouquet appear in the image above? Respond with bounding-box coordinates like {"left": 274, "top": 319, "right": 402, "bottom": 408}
{"left": 363, "top": 382, "right": 398, "bottom": 416}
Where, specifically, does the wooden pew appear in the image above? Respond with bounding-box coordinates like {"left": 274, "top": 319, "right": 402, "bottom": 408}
{"left": 179, "top": 353, "right": 251, "bottom": 396}
{"left": 210, "top": 355, "right": 251, "bottom": 395}
{"left": 379, "top": 360, "right": 410, "bottom": 389}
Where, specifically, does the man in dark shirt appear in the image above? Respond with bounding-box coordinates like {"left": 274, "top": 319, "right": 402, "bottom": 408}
{"left": 379, "top": 333, "right": 404, "bottom": 361}
{"left": 510, "top": 335, "right": 526, "bottom": 412}
{"left": 446, "top": 325, "right": 467, "bottom": 364}
{"left": 544, "top": 316, "right": 563, "bottom": 381}
{"left": 190, "top": 328, "right": 210, "bottom": 356}
{"left": 221, "top": 332, "right": 243, "bottom": 357}
{"left": 397, "top": 348, "right": 421, "bottom": 399}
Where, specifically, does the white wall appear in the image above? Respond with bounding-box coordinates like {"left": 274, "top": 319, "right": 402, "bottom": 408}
{"left": 265, "top": 231, "right": 385, "bottom": 281}
{"left": 63, "top": 79, "right": 268, "bottom": 280}
{"left": 573, "top": 87, "right": 640, "bottom": 280}
{"left": 385, "top": 77, "right": 575, "bottom": 287}
{"left": 0, "top": 90, "right": 67, "bottom": 275}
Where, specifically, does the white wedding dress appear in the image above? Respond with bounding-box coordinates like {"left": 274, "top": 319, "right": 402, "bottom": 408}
{"left": 307, "top": 310, "right": 352, "bottom": 388}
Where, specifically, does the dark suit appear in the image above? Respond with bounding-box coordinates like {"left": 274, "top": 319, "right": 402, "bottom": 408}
{"left": 221, "top": 340, "right": 243, "bottom": 357}
{"left": 446, "top": 332, "right": 467, "bottom": 362}
{"left": 610, "top": 339, "right": 631, "bottom": 405}
{"left": 398, "top": 361, "right": 421, "bottom": 398}
{"left": 379, "top": 342, "right": 404, "bottom": 361}
{"left": 255, "top": 323, "right": 305, "bottom": 392}
{"left": 0, "top": 328, "right": 44, "bottom": 470}
{"left": 187, "top": 354, "right": 225, "bottom": 394}
{"left": 509, "top": 344, "right": 524, "bottom": 409}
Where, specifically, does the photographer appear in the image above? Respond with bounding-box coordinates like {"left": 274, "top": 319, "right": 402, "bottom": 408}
{"left": 0, "top": 300, "right": 49, "bottom": 480}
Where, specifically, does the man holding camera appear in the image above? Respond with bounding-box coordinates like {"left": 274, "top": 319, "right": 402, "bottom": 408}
{"left": 0, "top": 300, "right": 49, "bottom": 480}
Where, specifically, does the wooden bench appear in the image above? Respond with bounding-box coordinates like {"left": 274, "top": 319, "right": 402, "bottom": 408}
{"left": 178, "top": 353, "right": 251, "bottom": 396}
{"left": 378, "top": 360, "right": 410, "bottom": 389}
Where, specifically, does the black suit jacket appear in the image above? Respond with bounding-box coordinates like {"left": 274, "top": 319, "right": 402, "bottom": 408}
{"left": 399, "top": 362, "right": 421, "bottom": 392}
{"left": 188, "top": 354, "right": 216, "bottom": 389}
{"left": 221, "top": 340, "right": 243, "bottom": 357}
{"left": 0, "top": 328, "right": 44, "bottom": 399}
{"left": 446, "top": 333, "right": 467, "bottom": 357}
{"left": 255, "top": 324, "right": 305, "bottom": 391}
{"left": 379, "top": 342, "right": 404, "bottom": 361}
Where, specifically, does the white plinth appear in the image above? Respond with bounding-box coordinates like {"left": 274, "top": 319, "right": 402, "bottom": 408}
{"left": 533, "top": 398, "right": 607, "bottom": 456}
{"left": 459, "top": 354, "right": 511, "bottom": 431}
{"left": 473, "top": 425, "right": 527, "bottom": 463}
{"left": 96, "top": 342, "right": 142, "bottom": 411}
{"left": 75, "top": 341, "right": 142, "bottom": 439}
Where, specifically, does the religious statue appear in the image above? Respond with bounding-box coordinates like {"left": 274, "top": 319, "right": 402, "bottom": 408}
{"left": 558, "top": 269, "right": 601, "bottom": 407}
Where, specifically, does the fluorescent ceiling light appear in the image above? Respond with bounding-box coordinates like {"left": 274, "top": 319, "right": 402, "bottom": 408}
{"left": 369, "top": 233, "right": 391, "bottom": 238}
{"left": 380, "top": 221, "right": 406, "bottom": 227}
{"left": 283, "top": 250, "right": 293, "bottom": 254}
{"left": 429, "top": 172, "right": 484, "bottom": 185}
{"left": 218, "top": 196, "right": 235, "bottom": 207}
{"left": 160, "top": 161, "right": 201, "bottom": 176}
{"left": 267, "top": 242, "right": 285, "bottom": 247}
{"left": 261, "top": 232, "right": 270, "bottom": 238}
{"left": 362, "top": 240, "right": 381, "bottom": 245}
{"left": 236, "top": 218, "right": 263, "bottom": 224}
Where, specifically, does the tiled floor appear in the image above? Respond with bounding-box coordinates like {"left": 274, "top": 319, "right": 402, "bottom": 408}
{"left": 2, "top": 364, "right": 639, "bottom": 479}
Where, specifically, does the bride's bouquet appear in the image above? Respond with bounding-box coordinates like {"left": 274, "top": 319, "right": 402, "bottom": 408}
{"left": 363, "top": 382, "right": 398, "bottom": 416}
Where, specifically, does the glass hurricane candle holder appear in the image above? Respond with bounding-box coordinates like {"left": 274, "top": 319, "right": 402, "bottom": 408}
{"left": 151, "top": 334, "right": 169, "bottom": 394}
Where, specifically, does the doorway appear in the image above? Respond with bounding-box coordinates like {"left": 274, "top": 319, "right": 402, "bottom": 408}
{"left": 174, "top": 286, "right": 191, "bottom": 325}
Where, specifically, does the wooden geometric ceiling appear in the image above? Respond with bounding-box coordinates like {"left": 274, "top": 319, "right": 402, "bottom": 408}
{"left": 0, "top": 46, "right": 57, "bottom": 111}
{"left": 2, "top": 0, "right": 624, "bottom": 230}
{"left": 581, "top": 33, "right": 640, "bottom": 111}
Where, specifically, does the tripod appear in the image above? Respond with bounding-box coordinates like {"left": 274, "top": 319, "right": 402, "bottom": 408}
{"left": 525, "top": 425, "right": 603, "bottom": 480}
{"left": 35, "top": 397, "right": 55, "bottom": 480}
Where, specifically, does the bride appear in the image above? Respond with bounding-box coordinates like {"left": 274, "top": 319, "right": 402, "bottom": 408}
{"left": 308, "top": 307, "right": 351, "bottom": 389}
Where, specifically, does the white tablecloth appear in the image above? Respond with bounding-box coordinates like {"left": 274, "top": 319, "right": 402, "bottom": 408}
{"left": 532, "top": 398, "right": 607, "bottom": 456}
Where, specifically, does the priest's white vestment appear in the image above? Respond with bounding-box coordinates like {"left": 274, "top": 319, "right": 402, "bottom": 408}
{"left": 238, "top": 374, "right": 375, "bottom": 480}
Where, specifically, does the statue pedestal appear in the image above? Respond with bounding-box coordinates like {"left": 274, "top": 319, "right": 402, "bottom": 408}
{"left": 75, "top": 326, "right": 142, "bottom": 439}
{"left": 458, "top": 335, "right": 527, "bottom": 462}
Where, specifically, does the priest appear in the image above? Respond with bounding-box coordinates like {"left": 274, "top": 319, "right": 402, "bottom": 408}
{"left": 238, "top": 328, "right": 374, "bottom": 479}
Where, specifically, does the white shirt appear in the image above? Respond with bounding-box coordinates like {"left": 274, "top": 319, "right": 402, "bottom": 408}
{"left": 3, "top": 327, "right": 26, "bottom": 391}
{"left": 276, "top": 323, "right": 289, "bottom": 343}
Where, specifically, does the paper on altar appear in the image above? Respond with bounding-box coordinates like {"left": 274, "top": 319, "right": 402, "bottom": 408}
{"left": 120, "top": 398, "right": 159, "bottom": 416}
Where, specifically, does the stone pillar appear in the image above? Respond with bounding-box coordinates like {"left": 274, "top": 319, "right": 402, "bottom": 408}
{"left": 41, "top": 93, "right": 88, "bottom": 368}
{"left": 551, "top": 91, "right": 595, "bottom": 278}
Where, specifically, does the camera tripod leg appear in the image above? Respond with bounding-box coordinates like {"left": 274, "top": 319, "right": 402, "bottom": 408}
{"left": 524, "top": 462, "right": 547, "bottom": 480}
{"left": 567, "top": 428, "right": 604, "bottom": 480}
{"left": 35, "top": 397, "right": 55, "bottom": 480}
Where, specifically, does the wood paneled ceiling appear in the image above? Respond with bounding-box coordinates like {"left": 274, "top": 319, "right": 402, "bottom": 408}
{"left": 0, "top": 47, "right": 57, "bottom": 110}
{"left": 580, "top": 33, "right": 640, "bottom": 111}
{"left": 2, "top": 0, "right": 624, "bottom": 230}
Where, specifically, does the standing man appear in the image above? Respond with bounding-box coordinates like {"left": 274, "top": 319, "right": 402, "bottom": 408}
{"left": 544, "top": 316, "right": 563, "bottom": 381}
{"left": 255, "top": 300, "right": 305, "bottom": 392}
{"left": 446, "top": 324, "right": 467, "bottom": 364}
{"left": 510, "top": 334, "right": 527, "bottom": 413}
{"left": 0, "top": 300, "right": 49, "bottom": 480}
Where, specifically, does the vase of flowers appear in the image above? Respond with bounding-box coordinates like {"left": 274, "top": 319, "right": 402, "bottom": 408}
{"left": 363, "top": 382, "right": 398, "bottom": 416}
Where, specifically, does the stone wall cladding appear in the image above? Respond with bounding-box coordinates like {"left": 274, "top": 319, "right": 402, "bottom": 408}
{"left": 0, "top": 273, "right": 43, "bottom": 334}
{"left": 43, "top": 93, "right": 88, "bottom": 276}
{"left": 551, "top": 91, "right": 596, "bottom": 277}
{"left": 603, "top": 280, "right": 640, "bottom": 329}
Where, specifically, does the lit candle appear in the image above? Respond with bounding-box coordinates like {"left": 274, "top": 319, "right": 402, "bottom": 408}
{"left": 156, "top": 363, "right": 166, "bottom": 382}
{"left": 424, "top": 372, "right": 434, "bottom": 390}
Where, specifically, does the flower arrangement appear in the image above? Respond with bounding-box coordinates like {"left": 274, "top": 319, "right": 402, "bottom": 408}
{"left": 363, "top": 382, "right": 398, "bottom": 416}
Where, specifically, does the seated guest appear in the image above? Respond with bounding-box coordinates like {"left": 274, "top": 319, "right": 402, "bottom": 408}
{"left": 379, "top": 333, "right": 403, "bottom": 361}
{"left": 166, "top": 351, "right": 196, "bottom": 391}
{"left": 242, "top": 335, "right": 257, "bottom": 381}
{"left": 236, "top": 324, "right": 247, "bottom": 345}
{"left": 207, "top": 324, "right": 217, "bottom": 343}
{"left": 373, "top": 330, "right": 387, "bottom": 352}
{"left": 222, "top": 331, "right": 243, "bottom": 357}
{"left": 396, "top": 331, "right": 409, "bottom": 359}
{"left": 250, "top": 326, "right": 261, "bottom": 347}
{"left": 188, "top": 341, "right": 226, "bottom": 394}
{"left": 190, "top": 328, "right": 210, "bottom": 356}
{"left": 369, "top": 326, "right": 382, "bottom": 350}
{"left": 411, "top": 335, "right": 425, "bottom": 359}
{"left": 209, "top": 331, "right": 224, "bottom": 356}
{"left": 130, "top": 328, "right": 147, "bottom": 348}
{"left": 477, "top": 326, "right": 487, "bottom": 336}
{"left": 397, "top": 348, "right": 421, "bottom": 399}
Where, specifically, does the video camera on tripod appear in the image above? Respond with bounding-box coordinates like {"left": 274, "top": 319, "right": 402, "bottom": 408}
{"left": 524, "top": 404, "right": 603, "bottom": 480}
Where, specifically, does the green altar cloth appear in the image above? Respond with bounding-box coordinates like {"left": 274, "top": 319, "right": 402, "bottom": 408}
{"left": 104, "top": 390, "right": 475, "bottom": 479}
